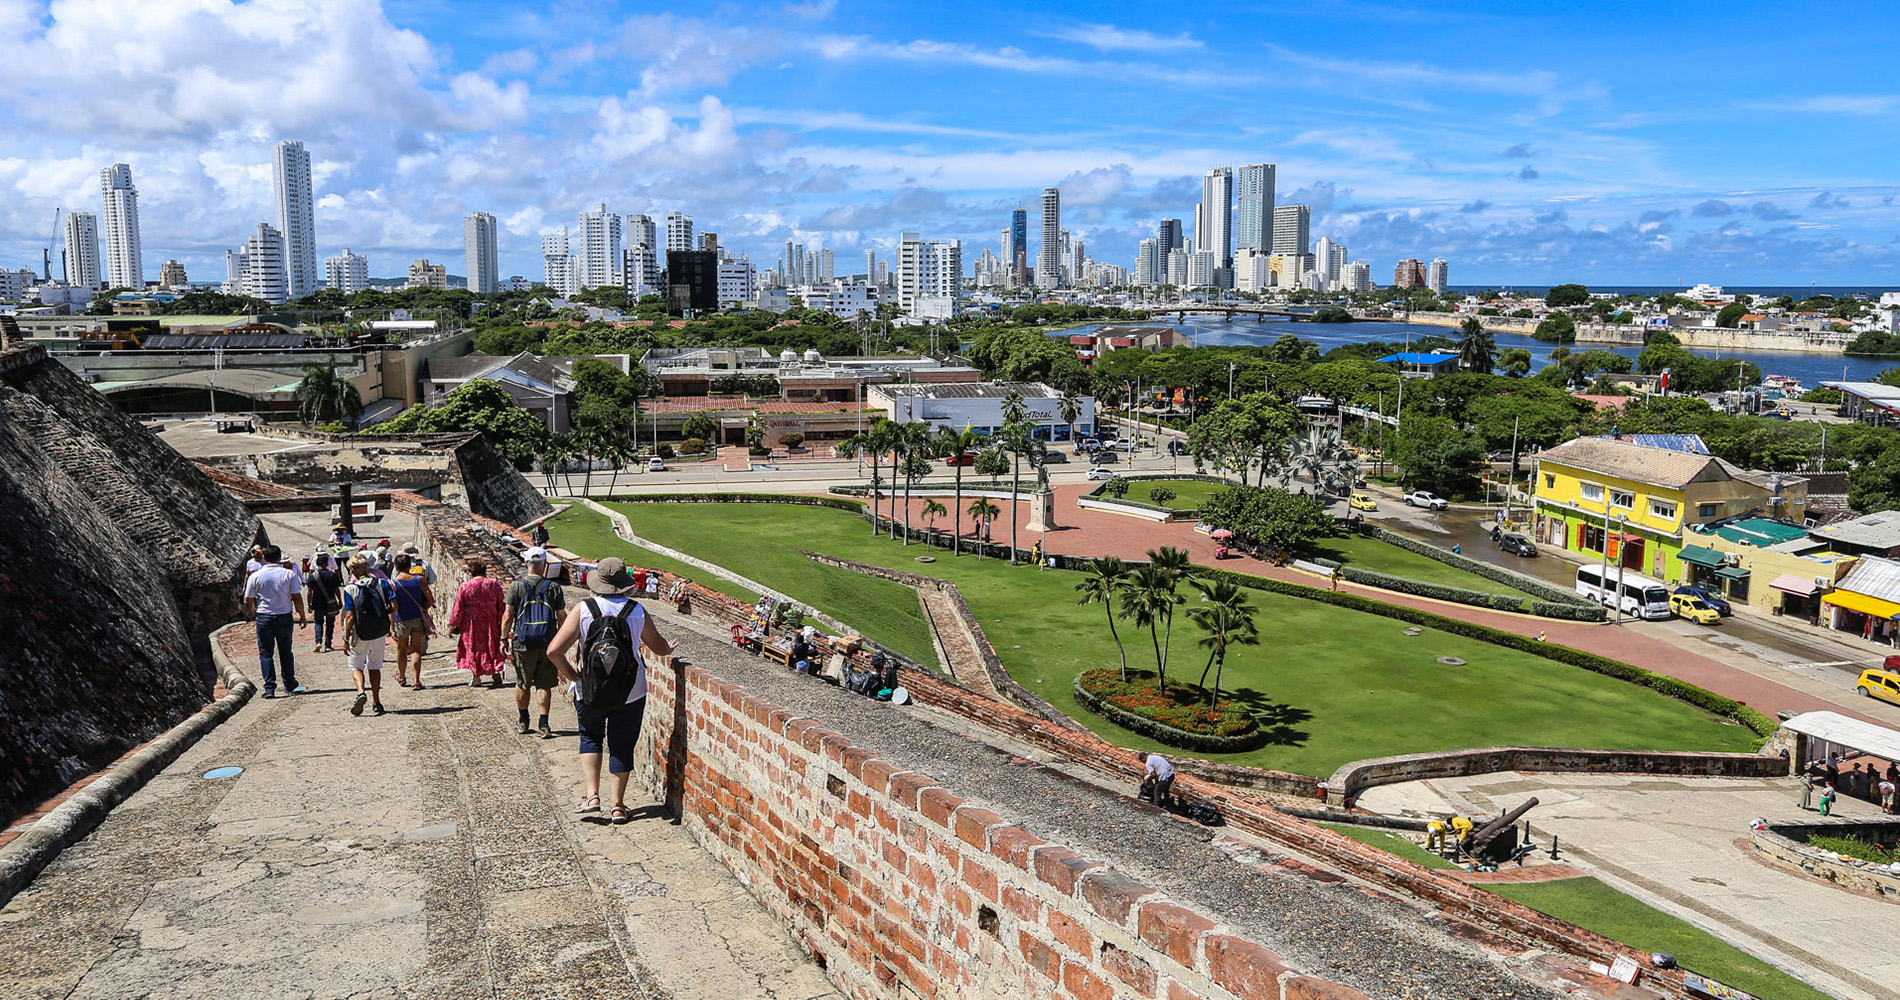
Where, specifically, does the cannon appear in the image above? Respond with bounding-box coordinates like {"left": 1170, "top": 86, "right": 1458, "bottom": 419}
{"left": 1462, "top": 797, "right": 1538, "bottom": 865}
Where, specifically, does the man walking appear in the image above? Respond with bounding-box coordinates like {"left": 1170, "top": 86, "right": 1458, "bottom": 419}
{"left": 243, "top": 544, "right": 308, "bottom": 698}
{"left": 340, "top": 553, "right": 394, "bottom": 716}
{"left": 305, "top": 552, "right": 343, "bottom": 652}
{"left": 504, "top": 547, "right": 567, "bottom": 738}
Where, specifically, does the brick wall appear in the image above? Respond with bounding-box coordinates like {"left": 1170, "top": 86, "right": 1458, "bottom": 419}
{"left": 1326, "top": 746, "right": 1790, "bottom": 807}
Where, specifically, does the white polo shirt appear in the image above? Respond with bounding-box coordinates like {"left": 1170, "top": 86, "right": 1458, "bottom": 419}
{"left": 244, "top": 564, "right": 304, "bottom": 616}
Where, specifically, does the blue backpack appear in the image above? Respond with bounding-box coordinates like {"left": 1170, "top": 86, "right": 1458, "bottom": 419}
{"left": 515, "top": 578, "right": 557, "bottom": 648}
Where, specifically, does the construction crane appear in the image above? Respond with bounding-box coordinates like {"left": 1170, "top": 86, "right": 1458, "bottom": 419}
{"left": 45, "top": 207, "right": 64, "bottom": 282}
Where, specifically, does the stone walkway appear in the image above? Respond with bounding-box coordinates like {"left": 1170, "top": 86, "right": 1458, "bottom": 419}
{"left": 0, "top": 623, "right": 839, "bottom": 1000}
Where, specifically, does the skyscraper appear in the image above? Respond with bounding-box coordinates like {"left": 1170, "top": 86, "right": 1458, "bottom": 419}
{"left": 665, "top": 211, "right": 694, "bottom": 252}
{"left": 576, "top": 203, "right": 622, "bottom": 290}
{"left": 1272, "top": 205, "right": 1310, "bottom": 256}
{"left": 241, "top": 222, "right": 287, "bottom": 305}
{"left": 1134, "top": 238, "right": 1158, "bottom": 286}
{"left": 542, "top": 227, "right": 575, "bottom": 296}
{"left": 1315, "top": 237, "right": 1347, "bottom": 291}
{"left": 1427, "top": 258, "right": 1449, "bottom": 294}
{"left": 1010, "top": 207, "right": 1028, "bottom": 287}
{"left": 273, "top": 140, "right": 318, "bottom": 300}
{"left": 464, "top": 212, "right": 499, "bottom": 293}
{"left": 62, "top": 211, "right": 101, "bottom": 290}
{"left": 1157, "top": 218, "right": 1184, "bottom": 256}
{"left": 865, "top": 249, "right": 876, "bottom": 285}
{"left": 819, "top": 248, "right": 834, "bottom": 283}
{"left": 626, "top": 214, "right": 658, "bottom": 256}
{"left": 1394, "top": 258, "right": 1428, "bottom": 288}
{"left": 1236, "top": 163, "right": 1275, "bottom": 253}
{"left": 1036, "top": 188, "right": 1060, "bottom": 290}
{"left": 623, "top": 244, "right": 658, "bottom": 296}
{"left": 99, "top": 163, "right": 142, "bottom": 289}
{"left": 1194, "top": 167, "right": 1234, "bottom": 281}
{"left": 325, "top": 249, "right": 368, "bottom": 293}
{"left": 898, "top": 232, "right": 962, "bottom": 318}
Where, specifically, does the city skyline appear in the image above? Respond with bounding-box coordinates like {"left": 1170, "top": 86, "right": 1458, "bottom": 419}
{"left": 2, "top": 2, "right": 1899, "bottom": 286}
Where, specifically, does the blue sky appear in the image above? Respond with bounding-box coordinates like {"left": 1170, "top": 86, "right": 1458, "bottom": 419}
{"left": 4, "top": 0, "right": 1899, "bottom": 286}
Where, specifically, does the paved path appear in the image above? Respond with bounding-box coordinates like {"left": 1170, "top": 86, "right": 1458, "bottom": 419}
{"left": 1359, "top": 772, "right": 1897, "bottom": 1000}
{"left": 0, "top": 624, "right": 838, "bottom": 1000}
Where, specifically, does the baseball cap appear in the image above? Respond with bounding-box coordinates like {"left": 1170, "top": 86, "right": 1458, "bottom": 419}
{"left": 524, "top": 546, "right": 548, "bottom": 562}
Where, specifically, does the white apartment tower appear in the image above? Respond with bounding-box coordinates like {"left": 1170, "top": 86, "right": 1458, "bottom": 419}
{"left": 325, "top": 249, "right": 369, "bottom": 293}
{"left": 1427, "top": 258, "right": 1449, "bottom": 294}
{"left": 865, "top": 249, "right": 876, "bottom": 285}
{"left": 626, "top": 214, "right": 657, "bottom": 254}
{"left": 1271, "top": 205, "right": 1310, "bottom": 256}
{"left": 819, "top": 249, "right": 834, "bottom": 283}
{"left": 1343, "top": 261, "right": 1372, "bottom": 293}
{"left": 898, "top": 232, "right": 963, "bottom": 318}
{"left": 1195, "top": 167, "right": 1234, "bottom": 284}
{"left": 464, "top": 212, "right": 499, "bottom": 293}
{"left": 576, "top": 203, "right": 622, "bottom": 290}
{"left": 1035, "top": 187, "right": 1061, "bottom": 290}
{"left": 1186, "top": 251, "right": 1216, "bottom": 289}
{"left": 664, "top": 211, "right": 693, "bottom": 252}
{"left": 1235, "top": 163, "right": 1275, "bottom": 253}
{"left": 1315, "top": 237, "right": 1347, "bottom": 291}
{"left": 158, "top": 259, "right": 188, "bottom": 288}
{"left": 623, "top": 245, "right": 659, "bottom": 296}
{"left": 273, "top": 140, "right": 318, "bottom": 299}
{"left": 62, "top": 211, "right": 101, "bottom": 290}
{"left": 1134, "top": 238, "right": 1158, "bottom": 286}
{"left": 542, "top": 228, "right": 576, "bottom": 297}
{"left": 406, "top": 259, "right": 448, "bottom": 290}
{"left": 99, "top": 163, "right": 142, "bottom": 289}
{"left": 240, "top": 222, "right": 288, "bottom": 305}
{"left": 1166, "top": 248, "right": 1188, "bottom": 287}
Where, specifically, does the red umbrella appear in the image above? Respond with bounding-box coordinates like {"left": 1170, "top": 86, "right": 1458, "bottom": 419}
{"left": 1209, "top": 528, "right": 1234, "bottom": 539}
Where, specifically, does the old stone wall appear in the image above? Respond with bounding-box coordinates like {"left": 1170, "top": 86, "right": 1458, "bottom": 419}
{"left": 1752, "top": 818, "right": 1900, "bottom": 900}
{"left": 1326, "top": 746, "right": 1788, "bottom": 807}
{"left": 0, "top": 344, "right": 259, "bottom": 822}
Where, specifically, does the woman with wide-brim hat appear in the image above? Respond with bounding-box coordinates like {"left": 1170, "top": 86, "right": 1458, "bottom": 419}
{"left": 545, "top": 557, "right": 673, "bottom": 825}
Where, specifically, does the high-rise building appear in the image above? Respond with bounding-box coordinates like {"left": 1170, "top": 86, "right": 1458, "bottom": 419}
{"left": 463, "top": 212, "right": 499, "bottom": 293}
{"left": 542, "top": 227, "right": 576, "bottom": 296}
{"left": 664, "top": 211, "right": 694, "bottom": 252}
{"left": 1134, "top": 238, "right": 1158, "bottom": 286}
{"left": 324, "top": 249, "right": 368, "bottom": 293}
{"left": 1186, "top": 251, "right": 1216, "bottom": 288}
{"left": 626, "top": 214, "right": 658, "bottom": 255}
{"left": 1344, "top": 261, "right": 1372, "bottom": 293}
{"left": 698, "top": 232, "right": 720, "bottom": 257}
{"left": 406, "top": 259, "right": 448, "bottom": 290}
{"left": 98, "top": 163, "right": 142, "bottom": 289}
{"left": 664, "top": 249, "right": 718, "bottom": 315}
{"left": 865, "top": 249, "right": 876, "bottom": 285}
{"left": 240, "top": 222, "right": 287, "bottom": 305}
{"left": 576, "top": 203, "right": 622, "bottom": 290}
{"left": 898, "top": 232, "right": 963, "bottom": 319}
{"left": 819, "top": 249, "right": 834, "bottom": 283}
{"left": 875, "top": 259, "right": 889, "bottom": 288}
{"left": 1394, "top": 258, "right": 1428, "bottom": 288}
{"left": 273, "top": 140, "right": 318, "bottom": 299}
{"left": 1427, "top": 258, "right": 1449, "bottom": 294}
{"left": 1157, "top": 218, "right": 1184, "bottom": 256}
{"left": 623, "top": 244, "right": 659, "bottom": 296}
{"left": 1165, "top": 248, "right": 1188, "bottom": 287}
{"left": 159, "top": 259, "right": 188, "bottom": 288}
{"left": 1271, "top": 205, "right": 1310, "bottom": 256}
{"left": 1009, "top": 208, "right": 1028, "bottom": 287}
{"left": 1234, "top": 247, "right": 1270, "bottom": 293}
{"left": 1195, "top": 167, "right": 1234, "bottom": 284}
{"left": 1315, "top": 237, "right": 1347, "bottom": 291}
{"left": 1036, "top": 188, "right": 1061, "bottom": 290}
{"left": 0, "top": 267, "right": 35, "bottom": 304}
{"left": 717, "top": 257, "right": 757, "bottom": 305}
{"left": 1235, "top": 163, "right": 1275, "bottom": 253}
{"left": 223, "top": 249, "right": 247, "bottom": 293}
{"left": 62, "top": 211, "right": 101, "bottom": 290}
{"left": 1070, "top": 240, "right": 1086, "bottom": 285}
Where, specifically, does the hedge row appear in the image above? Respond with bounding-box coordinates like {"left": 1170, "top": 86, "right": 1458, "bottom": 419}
{"left": 1333, "top": 564, "right": 1527, "bottom": 612}
{"left": 604, "top": 493, "right": 867, "bottom": 512}
{"left": 1072, "top": 672, "right": 1269, "bottom": 753}
{"left": 1190, "top": 565, "right": 1777, "bottom": 741}
{"left": 1355, "top": 524, "right": 1603, "bottom": 616}
{"left": 1081, "top": 495, "right": 1194, "bottom": 518}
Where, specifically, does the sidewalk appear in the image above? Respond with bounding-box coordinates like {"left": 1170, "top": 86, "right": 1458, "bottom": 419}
{"left": 0, "top": 621, "right": 838, "bottom": 1000}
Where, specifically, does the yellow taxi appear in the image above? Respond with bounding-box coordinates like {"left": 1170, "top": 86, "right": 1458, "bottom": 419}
{"left": 1669, "top": 592, "right": 1721, "bottom": 625}
{"left": 1856, "top": 668, "right": 1900, "bottom": 707}
{"left": 1348, "top": 492, "right": 1378, "bottom": 512}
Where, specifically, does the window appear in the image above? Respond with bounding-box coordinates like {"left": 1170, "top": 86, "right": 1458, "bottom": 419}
{"left": 1580, "top": 524, "right": 1607, "bottom": 552}
{"left": 1580, "top": 482, "right": 1605, "bottom": 503}
{"left": 1650, "top": 499, "right": 1678, "bottom": 521}
{"left": 1697, "top": 503, "right": 1719, "bottom": 518}
{"left": 1609, "top": 489, "right": 1634, "bottom": 510}
{"left": 1544, "top": 474, "right": 1555, "bottom": 489}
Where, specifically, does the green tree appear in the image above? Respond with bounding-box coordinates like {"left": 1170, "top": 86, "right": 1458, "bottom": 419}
{"left": 1392, "top": 414, "right": 1486, "bottom": 494}
{"left": 1849, "top": 442, "right": 1900, "bottom": 513}
{"left": 1147, "top": 546, "right": 1194, "bottom": 687}
{"left": 380, "top": 380, "right": 551, "bottom": 470}
{"left": 1148, "top": 486, "right": 1178, "bottom": 506}
{"left": 1195, "top": 485, "right": 1333, "bottom": 557}
{"left": 293, "top": 357, "right": 364, "bottom": 430}
{"left": 1533, "top": 312, "right": 1577, "bottom": 342}
{"left": 1545, "top": 283, "right": 1590, "bottom": 307}
{"left": 1075, "top": 557, "right": 1133, "bottom": 681}
{"left": 1187, "top": 578, "right": 1261, "bottom": 708}
{"left": 921, "top": 499, "right": 948, "bottom": 531}
{"left": 1119, "top": 564, "right": 1184, "bottom": 692}
{"left": 895, "top": 421, "right": 935, "bottom": 545}
{"left": 1058, "top": 390, "right": 1082, "bottom": 448}
{"left": 1186, "top": 393, "right": 1302, "bottom": 486}
{"left": 1456, "top": 317, "right": 1495, "bottom": 373}
{"left": 1001, "top": 391, "right": 1030, "bottom": 564}
{"left": 680, "top": 411, "right": 718, "bottom": 441}
{"left": 940, "top": 426, "right": 988, "bottom": 556}
{"left": 1498, "top": 348, "right": 1534, "bottom": 377}
{"left": 1715, "top": 302, "right": 1748, "bottom": 328}
{"left": 966, "top": 497, "right": 1001, "bottom": 557}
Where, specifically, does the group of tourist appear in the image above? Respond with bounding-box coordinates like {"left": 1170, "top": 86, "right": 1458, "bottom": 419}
{"left": 243, "top": 523, "right": 672, "bottom": 826}
{"left": 1802, "top": 754, "right": 1899, "bottom": 815}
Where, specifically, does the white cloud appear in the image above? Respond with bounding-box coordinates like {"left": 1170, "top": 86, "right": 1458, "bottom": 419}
{"left": 1038, "top": 22, "right": 1202, "bottom": 51}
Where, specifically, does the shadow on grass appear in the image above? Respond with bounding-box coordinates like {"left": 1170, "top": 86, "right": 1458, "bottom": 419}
{"left": 1221, "top": 686, "right": 1313, "bottom": 747}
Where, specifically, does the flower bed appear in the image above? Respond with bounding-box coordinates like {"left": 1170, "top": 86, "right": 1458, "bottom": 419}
{"left": 1073, "top": 668, "right": 1267, "bottom": 753}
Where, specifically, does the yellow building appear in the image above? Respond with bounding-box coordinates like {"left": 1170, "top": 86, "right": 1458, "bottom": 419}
{"left": 1530, "top": 436, "right": 1807, "bottom": 588}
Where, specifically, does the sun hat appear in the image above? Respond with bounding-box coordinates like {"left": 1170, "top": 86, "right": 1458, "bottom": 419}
{"left": 400, "top": 542, "right": 420, "bottom": 555}
{"left": 587, "top": 556, "right": 640, "bottom": 596}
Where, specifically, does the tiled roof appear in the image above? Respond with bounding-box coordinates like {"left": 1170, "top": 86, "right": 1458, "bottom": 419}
{"left": 1533, "top": 436, "right": 1720, "bottom": 489}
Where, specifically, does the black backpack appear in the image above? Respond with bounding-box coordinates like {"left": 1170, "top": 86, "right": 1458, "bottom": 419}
{"left": 353, "top": 580, "right": 392, "bottom": 640}
{"left": 579, "top": 598, "right": 642, "bottom": 707}
{"left": 1183, "top": 801, "right": 1223, "bottom": 826}
{"left": 514, "top": 578, "right": 557, "bottom": 648}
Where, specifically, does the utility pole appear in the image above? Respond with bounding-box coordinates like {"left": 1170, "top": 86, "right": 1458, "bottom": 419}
{"left": 1507, "top": 415, "right": 1520, "bottom": 523}
{"left": 1613, "top": 514, "right": 1629, "bottom": 626}
{"left": 1600, "top": 508, "right": 1613, "bottom": 623}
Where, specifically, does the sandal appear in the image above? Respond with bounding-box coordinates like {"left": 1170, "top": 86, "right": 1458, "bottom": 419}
{"left": 610, "top": 804, "right": 632, "bottom": 825}
{"left": 576, "top": 795, "right": 601, "bottom": 814}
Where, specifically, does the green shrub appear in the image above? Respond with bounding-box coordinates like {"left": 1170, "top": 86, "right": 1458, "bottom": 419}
{"left": 1149, "top": 486, "right": 1178, "bottom": 505}
{"left": 656, "top": 442, "right": 676, "bottom": 459}
{"left": 1355, "top": 524, "right": 1599, "bottom": 613}
{"left": 680, "top": 437, "right": 707, "bottom": 454}
{"left": 1806, "top": 834, "right": 1892, "bottom": 863}
{"left": 1336, "top": 566, "right": 1512, "bottom": 609}
{"left": 780, "top": 432, "right": 805, "bottom": 448}
{"left": 1102, "top": 477, "right": 1131, "bottom": 499}
{"left": 315, "top": 420, "right": 348, "bottom": 434}
{"left": 748, "top": 445, "right": 771, "bottom": 456}
{"left": 1074, "top": 669, "right": 1268, "bottom": 753}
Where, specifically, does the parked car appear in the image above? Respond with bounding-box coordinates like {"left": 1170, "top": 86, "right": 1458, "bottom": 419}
{"left": 1168, "top": 439, "right": 1190, "bottom": 456}
{"left": 1348, "top": 492, "right": 1377, "bottom": 512}
{"left": 944, "top": 451, "right": 977, "bottom": 467}
{"left": 1672, "top": 585, "right": 1732, "bottom": 616}
{"left": 1079, "top": 437, "right": 1100, "bottom": 450}
{"left": 1042, "top": 450, "right": 1068, "bottom": 464}
{"left": 1403, "top": 490, "right": 1449, "bottom": 511}
{"left": 1091, "top": 449, "right": 1120, "bottom": 463}
{"left": 1670, "top": 592, "right": 1722, "bottom": 625}
{"left": 1496, "top": 532, "right": 1537, "bottom": 557}
{"left": 646, "top": 456, "right": 666, "bottom": 472}
{"left": 1861, "top": 666, "right": 1900, "bottom": 707}
{"left": 1086, "top": 467, "right": 1117, "bottom": 481}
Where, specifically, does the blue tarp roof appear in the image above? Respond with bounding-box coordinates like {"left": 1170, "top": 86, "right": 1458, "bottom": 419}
{"left": 1377, "top": 352, "right": 1460, "bottom": 365}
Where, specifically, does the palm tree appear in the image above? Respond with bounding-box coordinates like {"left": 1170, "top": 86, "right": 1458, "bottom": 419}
{"left": 837, "top": 421, "right": 890, "bottom": 535}
{"left": 1186, "top": 578, "right": 1261, "bottom": 708}
{"left": 940, "top": 426, "right": 987, "bottom": 556}
{"left": 1120, "top": 564, "right": 1184, "bottom": 692}
{"left": 870, "top": 419, "right": 902, "bottom": 537}
{"left": 1457, "top": 317, "right": 1496, "bottom": 374}
{"left": 897, "top": 422, "right": 935, "bottom": 545}
{"left": 921, "top": 499, "right": 948, "bottom": 532}
{"left": 1057, "top": 390, "right": 1082, "bottom": 451}
{"left": 1075, "top": 557, "right": 1132, "bottom": 681}
{"left": 294, "top": 356, "right": 363, "bottom": 430}
{"left": 967, "top": 497, "right": 1000, "bottom": 559}
{"left": 1147, "top": 546, "right": 1194, "bottom": 684}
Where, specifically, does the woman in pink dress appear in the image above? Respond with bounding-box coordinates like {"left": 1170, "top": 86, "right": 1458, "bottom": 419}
{"left": 449, "top": 558, "right": 508, "bottom": 687}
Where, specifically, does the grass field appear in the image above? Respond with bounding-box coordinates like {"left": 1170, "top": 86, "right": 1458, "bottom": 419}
{"left": 1118, "top": 478, "right": 1234, "bottom": 510}
{"left": 581, "top": 500, "right": 1756, "bottom": 776}
{"left": 1313, "top": 534, "right": 1538, "bottom": 603}
{"left": 1484, "top": 878, "right": 1830, "bottom": 1000}
{"left": 1318, "top": 823, "right": 1460, "bottom": 870}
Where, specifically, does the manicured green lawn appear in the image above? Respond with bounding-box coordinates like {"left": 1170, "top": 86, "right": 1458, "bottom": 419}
{"left": 1485, "top": 877, "right": 1830, "bottom": 1000}
{"left": 1319, "top": 823, "right": 1459, "bottom": 869}
{"left": 599, "top": 501, "right": 1757, "bottom": 776}
{"left": 547, "top": 503, "right": 939, "bottom": 667}
{"left": 1313, "top": 534, "right": 1538, "bottom": 603}
{"left": 1119, "top": 478, "right": 1233, "bottom": 510}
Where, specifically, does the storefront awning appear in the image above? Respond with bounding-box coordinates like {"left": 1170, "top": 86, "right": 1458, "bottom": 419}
{"left": 1823, "top": 589, "right": 1900, "bottom": 621}
{"left": 1714, "top": 566, "right": 1751, "bottom": 581}
{"left": 1770, "top": 573, "right": 1819, "bottom": 596}
{"left": 1678, "top": 545, "right": 1726, "bottom": 569}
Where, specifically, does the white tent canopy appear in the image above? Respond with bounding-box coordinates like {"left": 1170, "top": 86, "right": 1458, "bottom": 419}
{"left": 1782, "top": 710, "right": 1900, "bottom": 763}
